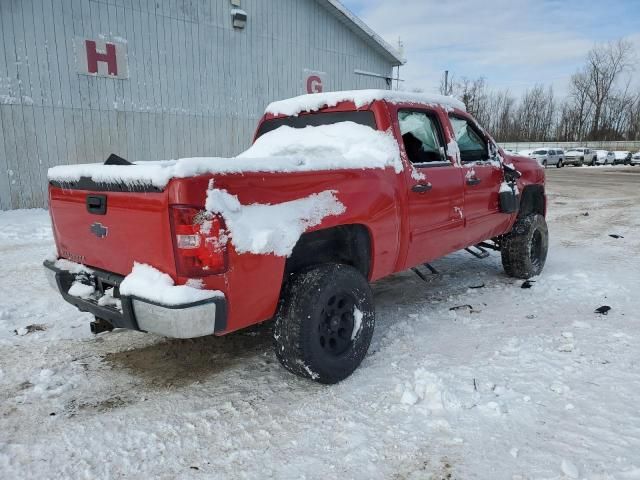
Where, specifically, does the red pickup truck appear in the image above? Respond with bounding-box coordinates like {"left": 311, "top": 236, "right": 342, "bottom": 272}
{"left": 45, "top": 90, "right": 548, "bottom": 384}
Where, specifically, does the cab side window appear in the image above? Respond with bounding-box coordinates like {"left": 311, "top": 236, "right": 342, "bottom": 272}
{"left": 449, "top": 116, "right": 489, "bottom": 162}
{"left": 398, "top": 110, "right": 446, "bottom": 165}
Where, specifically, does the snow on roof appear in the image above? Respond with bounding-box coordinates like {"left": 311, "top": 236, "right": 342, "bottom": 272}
{"left": 48, "top": 122, "right": 402, "bottom": 188}
{"left": 265, "top": 89, "right": 466, "bottom": 117}
{"left": 319, "top": 0, "right": 405, "bottom": 66}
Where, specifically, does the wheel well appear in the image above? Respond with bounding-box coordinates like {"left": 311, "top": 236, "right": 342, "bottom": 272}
{"left": 284, "top": 225, "right": 372, "bottom": 279}
{"left": 519, "top": 185, "right": 545, "bottom": 217}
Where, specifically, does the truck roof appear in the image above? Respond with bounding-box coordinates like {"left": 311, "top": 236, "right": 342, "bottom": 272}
{"left": 265, "top": 89, "right": 467, "bottom": 118}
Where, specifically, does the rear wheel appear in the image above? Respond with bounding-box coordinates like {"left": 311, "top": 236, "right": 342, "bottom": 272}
{"left": 542, "top": 159, "right": 547, "bottom": 168}
{"left": 501, "top": 214, "right": 549, "bottom": 279}
{"left": 274, "top": 263, "right": 375, "bottom": 384}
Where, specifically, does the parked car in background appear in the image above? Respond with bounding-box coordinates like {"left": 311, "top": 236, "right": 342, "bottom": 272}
{"left": 631, "top": 151, "right": 640, "bottom": 166}
{"left": 565, "top": 148, "right": 597, "bottom": 166}
{"left": 613, "top": 151, "right": 631, "bottom": 165}
{"left": 595, "top": 150, "right": 615, "bottom": 165}
{"left": 530, "top": 149, "right": 564, "bottom": 168}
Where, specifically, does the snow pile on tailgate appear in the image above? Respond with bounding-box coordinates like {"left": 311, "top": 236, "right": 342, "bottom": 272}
{"left": 47, "top": 122, "right": 402, "bottom": 188}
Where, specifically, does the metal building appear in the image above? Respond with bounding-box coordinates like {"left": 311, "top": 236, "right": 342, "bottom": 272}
{"left": 0, "top": 0, "right": 404, "bottom": 210}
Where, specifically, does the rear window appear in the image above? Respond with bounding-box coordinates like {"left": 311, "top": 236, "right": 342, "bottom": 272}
{"left": 256, "top": 111, "right": 377, "bottom": 138}
{"left": 533, "top": 150, "right": 548, "bottom": 155}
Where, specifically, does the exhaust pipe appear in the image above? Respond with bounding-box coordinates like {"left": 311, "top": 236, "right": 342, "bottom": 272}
{"left": 90, "top": 318, "right": 114, "bottom": 335}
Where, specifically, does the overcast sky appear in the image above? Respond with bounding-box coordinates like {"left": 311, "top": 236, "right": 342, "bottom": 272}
{"left": 342, "top": 0, "right": 640, "bottom": 97}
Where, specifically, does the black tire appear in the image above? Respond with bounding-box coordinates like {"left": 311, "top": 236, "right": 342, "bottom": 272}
{"left": 556, "top": 159, "right": 563, "bottom": 168}
{"left": 274, "top": 263, "right": 375, "bottom": 384}
{"left": 501, "top": 214, "right": 549, "bottom": 279}
{"left": 591, "top": 158, "right": 596, "bottom": 166}
{"left": 542, "top": 160, "right": 547, "bottom": 168}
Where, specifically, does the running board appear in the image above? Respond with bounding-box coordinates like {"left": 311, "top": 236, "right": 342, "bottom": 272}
{"left": 412, "top": 263, "right": 440, "bottom": 283}
{"left": 465, "top": 245, "right": 490, "bottom": 259}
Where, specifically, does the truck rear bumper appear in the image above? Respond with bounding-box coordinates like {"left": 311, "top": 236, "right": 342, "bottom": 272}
{"left": 43, "top": 260, "right": 227, "bottom": 338}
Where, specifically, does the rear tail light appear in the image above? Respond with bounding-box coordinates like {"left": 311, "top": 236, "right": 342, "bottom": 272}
{"left": 169, "top": 206, "right": 228, "bottom": 277}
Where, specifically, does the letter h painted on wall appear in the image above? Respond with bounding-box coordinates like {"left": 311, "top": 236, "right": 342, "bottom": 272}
{"left": 75, "top": 37, "right": 128, "bottom": 79}
{"left": 85, "top": 40, "right": 118, "bottom": 76}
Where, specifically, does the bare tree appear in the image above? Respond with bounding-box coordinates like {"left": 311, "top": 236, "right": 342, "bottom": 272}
{"left": 437, "top": 39, "right": 639, "bottom": 142}
{"left": 581, "top": 39, "right": 634, "bottom": 138}
{"left": 566, "top": 72, "right": 593, "bottom": 140}
{"left": 515, "top": 85, "right": 555, "bottom": 141}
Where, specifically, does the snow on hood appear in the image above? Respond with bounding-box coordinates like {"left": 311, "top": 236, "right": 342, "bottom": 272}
{"left": 205, "top": 187, "right": 345, "bottom": 257}
{"left": 265, "top": 89, "right": 466, "bottom": 117}
{"left": 47, "top": 122, "right": 402, "bottom": 188}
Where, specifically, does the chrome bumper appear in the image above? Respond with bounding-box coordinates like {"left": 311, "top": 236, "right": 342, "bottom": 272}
{"left": 43, "top": 260, "right": 227, "bottom": 338}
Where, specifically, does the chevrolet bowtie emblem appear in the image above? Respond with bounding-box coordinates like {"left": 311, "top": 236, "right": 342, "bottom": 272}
{"left": 90, "top": 222, "right": 108, "bottom": 238}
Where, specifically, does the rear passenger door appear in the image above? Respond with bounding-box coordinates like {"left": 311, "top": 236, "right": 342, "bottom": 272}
{"left": 448, "top": 114, "right": 511, "bottom": 245}
{"left": 397, "top": 109, "right": 465, "bottom": 268}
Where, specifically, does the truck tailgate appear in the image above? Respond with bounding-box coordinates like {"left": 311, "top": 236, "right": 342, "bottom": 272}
{"left": 49, "top": 187, "right": 175, "bottom": 277}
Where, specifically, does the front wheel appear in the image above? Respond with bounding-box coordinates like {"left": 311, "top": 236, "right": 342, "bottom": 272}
{"left": 501, "top": 214, "right": 549, "bottom": 279}
{"left": 274, "top": 263, "right": 375, "bottom": 384}
{"left": 556, "top": 159, "right": 563, "bottom": 168}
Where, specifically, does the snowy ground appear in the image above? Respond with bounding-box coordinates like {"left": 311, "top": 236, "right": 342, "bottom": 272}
{"left": 1, "top": 167, "right": 639, "bottom": 479}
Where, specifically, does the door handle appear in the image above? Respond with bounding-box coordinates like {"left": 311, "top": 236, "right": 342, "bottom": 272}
{"left": 466, "top": 177, "right": 481, "bottom": 186}
{"left": 86, "top": 195, "right": 107, "bottom": 215}
{"left": 411, "top": 183, "right": 433, "bottom": 193}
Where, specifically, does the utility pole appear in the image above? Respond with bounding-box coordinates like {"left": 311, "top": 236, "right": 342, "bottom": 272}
{"left": 444, "top": 70, "right": 449, "bottom": 95}
{"left": 396, "top": 37, "right": 405, "bottom": 91}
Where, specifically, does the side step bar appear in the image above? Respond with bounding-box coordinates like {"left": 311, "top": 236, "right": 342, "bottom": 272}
{"left": 412, "top": 263, "right": 439, "bottom": 283}
{"left": 465, "top": 245, "right": 490, "bottom": 259}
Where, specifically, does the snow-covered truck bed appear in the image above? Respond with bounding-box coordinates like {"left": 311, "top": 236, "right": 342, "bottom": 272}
{"left": 45, "top": 89, "right": 547, "bottom": 383}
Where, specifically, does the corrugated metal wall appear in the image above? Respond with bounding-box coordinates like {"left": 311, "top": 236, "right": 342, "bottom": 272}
{"left": 0, "top": 0, "right": 395, "bottom": 210}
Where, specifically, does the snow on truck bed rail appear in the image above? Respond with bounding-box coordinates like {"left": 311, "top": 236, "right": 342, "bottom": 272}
{"left": 265, "top": 89, "right": 466, "bottom": 117}
{"left": 47, "top": 122, "right": 402, "bottom": 188}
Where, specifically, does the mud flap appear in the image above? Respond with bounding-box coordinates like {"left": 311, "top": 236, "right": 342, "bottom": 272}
{"left": 500, "top": 190, "right": 520, "bottom": 214}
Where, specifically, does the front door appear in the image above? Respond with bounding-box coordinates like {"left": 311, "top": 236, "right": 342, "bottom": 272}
{"left": 397, "top": 109, "right": 466, "bottom": 269}
{"left": 448, "top": 114, "right": 511, "bottom": 245}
